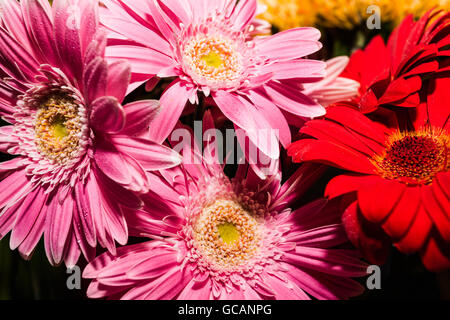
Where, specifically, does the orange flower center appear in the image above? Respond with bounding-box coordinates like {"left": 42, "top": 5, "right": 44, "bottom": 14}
{"left": 372, "top": 129, "right": 449, "bottom": 185}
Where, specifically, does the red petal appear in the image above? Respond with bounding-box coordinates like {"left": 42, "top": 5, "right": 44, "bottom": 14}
{"left": 358, "top": 177, "right": 406, "bottom": 224}
{"left": 325, "top": 174, "right": 379, "bottom": 199}
{"left": 382, "top": 186, "right": 421, "bottom": 240}
{"left": 325, "top": 106, "right": 389, "bottom": 144}
{"left": 377, "top": 76, "right": 422, "bottom": 105}
{"left": 301, "top": 119, "right": 384, "bottom": 157}
{"left": 288, "top": 139, "right": 375, "bottom": 174}
{"left": 427, "top": 75, "right": 450, "bottom": 130}
{"left": 435, "top": 172, "right": 450, "bottom": 200}
{"left": 422, "top": 185, "right": 450, "bottom": 242}
{"left": 395, "top": 204, "right": 432, "bottom": 254}
{"left": 342, "top": 201, "right": 390, "bottom": 265}
{"left": 420, "top": 233, "right": 450, "bottom": 272}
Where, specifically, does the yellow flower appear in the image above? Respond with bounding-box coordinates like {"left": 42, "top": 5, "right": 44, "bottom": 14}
{"left": 258, "top": 0, "right": 318, "bottom": 30}
{"left": 314, "top": 0, "right": 399, "bottom": 29}
{"left": 393, "top": 0, "right": 450, "bottom": 25}
{"left": 257, "top": 0, "right": 450, "bottom": 30}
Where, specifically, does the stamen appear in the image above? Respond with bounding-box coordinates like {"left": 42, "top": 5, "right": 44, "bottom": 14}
{"left": 217, "top": 222, "right": 240, "bottom": 245}
{"left": 34, "top": 93, "right": 85, "bottom": 165}
{"left": 201, "top": 50, "right": 225, "bottom": 68}
{"left": 372, "top": 128, "right": 449, "bottom": 185}
{"left": 193, "top": 199, "right": 261, "bottom": 268}
{"left": 182, "top": 36, "right": 245, "bottom": 89}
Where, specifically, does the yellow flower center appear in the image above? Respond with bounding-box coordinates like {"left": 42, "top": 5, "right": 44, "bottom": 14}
{"left": 35, "top": 93, "right": 84, "bottom": 164}
{"left": 182, "top": 36, "right": 244, "bottom": 89}
{"left": 51, "top": 115, "right": 69, "bottom": 139}
{"left": 193, "top": 199, "right": 261, "bottom": 268}
{"left": 372, "top": 128, "right": 449, "bottom": 185}
{"left": 201, "top": 50, "right": 225, "bottom": 68}
{"left": 217, "top": 222, "right": 240, "bottom": 245}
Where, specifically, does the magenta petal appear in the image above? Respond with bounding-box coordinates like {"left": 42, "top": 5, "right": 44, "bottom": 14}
{"left": 64, "top": 229, "right": 81, "bottom": 269}
{"left": 100, "top": 194, "right": 128, "bottom": 246}
{"left": 90, "top": 96, "right": 126, "bottom": 134}
{"left": 0, "top": 158, "right": 27, "bottom": 174}
{"left": 0, "top": 24, "right": 40, "bottom": 82}
{"left": 148, "top": 80, "right": 194, "bottom": 144}
{"left": 0, "top": 170, "right": 32, "bottom": 209}
{"left": 17, "top": 205, "right": 46, "bottom": 261}
{"left": 78, "top": 0, "right": 99, "bottom": 55}
{"left": 45, "top": 191, "right": 74, "bottom": 265}
{"left": 0, "top": 0, "right": 33, "bottom": 53}
{"left": 74, "top": 179, "right": 98, "bottom": 248}
{"left": 52, "top": 0, "right": 83, "bottom": 83}
{"left": 21, "top": 0, "right": 59, "bottom": 66}
{"left": 10, "top": 187, "right": 47, "bottom": 250}
{"left": 0, "top": 126, "right": 18, "bottom": 152}
{"left": 94, "top": 138, "right": 133, "bottom": 186}
{"left": 122, "top": 100, "right": 161, "bottom": 136}
{"left": 111, "top": 135, "right": 182, "bottom": 171}
{"left": 94, "top": 169, "right": 143, "bottom": 210}
{"left": 106, "top": 60, "right": 131, "bottom": 102}
{"left": 0, "top": 199, "right": 23, "bottom": 241}
{"left": 84, "top": 57, "right": 108, "bottom": 104}
{"left": 72, "top": 204, "right": 96, "bottom": 262}
{"left": 213, "top": 90, "right": 280, "bottom": 159}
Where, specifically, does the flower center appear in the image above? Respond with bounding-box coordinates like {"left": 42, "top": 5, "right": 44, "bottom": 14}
{"left": 201, "top": 50, "right": 225, "bottom": 69}
{"left": 35, "top": 93, "right": 85, "bottom": 165}
{"left": 193, "top": 199, "right": 261, "bottom": 268}
{"left": 182, "top": 35, "right": 245, "bottom": 90}
{"left": 217, "top": 222, "right": 240, "bottom": 245}
{"left": 372, "top": 129, "right": 449, "bottom": 185}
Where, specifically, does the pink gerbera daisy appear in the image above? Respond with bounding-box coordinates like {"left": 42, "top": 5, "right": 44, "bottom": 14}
{"left": 100, "top": 0, "right": 328, "bottom": 158}
{"left": 83, "top": 111, "right": 367, "bottom": 300}
{"left": 0, "top": 0, "right": 180, "bottom": 267}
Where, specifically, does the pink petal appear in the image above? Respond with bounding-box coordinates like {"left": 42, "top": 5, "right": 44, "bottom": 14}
{"left": 44, "top": 190, "right": 75, "bottom": 265}
{"left": 74, "top": 178, "right": 98, "bottom": 247}
{"left": 0, "top": 126, "right": 18, "bottom": 152}
{"left": 64, "top": 229, "right": 81, "bottom": 268}
{"left": 20, "top": 0, "right": 59, "bottom": 66}
{"left": 247, "top": 90, "right": 291, "bottom": 147}
{"left": 106, "top": 45, "right": 175, "bottom": 75}
{"left": 261, "top": 59, "right": 326, "bottom": 80}
{"left": 90, "top": 96, "right": 126, "bottom": 134}
{"left": 283, "top": 247, "right": 368, "bottom": 277}
{"left": 10, "top": 187, "right": 47, "bottom": 250}
{"left": 83, "top": 57, "right": 108, "bottom": 105}
{"left": 122, "top": 100, "right": 161, "bottom": 136}
{"left": 230, "top": 0, "right": 257, "bottom": 30}
{"left": 52, "top": 0, "right": 83, "bottom": 84}
{"left": 93, "top": 168, "right": 143, "bottom": 210}
{"left": 107, "top": 60, "right": 131, "bottom": 102}
{"left": 111, "top": 136, "right": 182, "bottom": 170}
{"left": 213, "top": 90, "right": 280, "bottom": 159}
{"left": 264, "top": 82, "right": 326, "bottom": 118}
{"left": 148, "top": 80, "right": 194, "bottom": 144}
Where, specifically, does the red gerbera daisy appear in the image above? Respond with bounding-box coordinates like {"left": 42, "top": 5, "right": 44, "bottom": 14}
{"left": 288, "top": 73, "right": 450, "bottom": 272}
{"left": 340, "top": 10, "right": 449, "bottom": 114}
